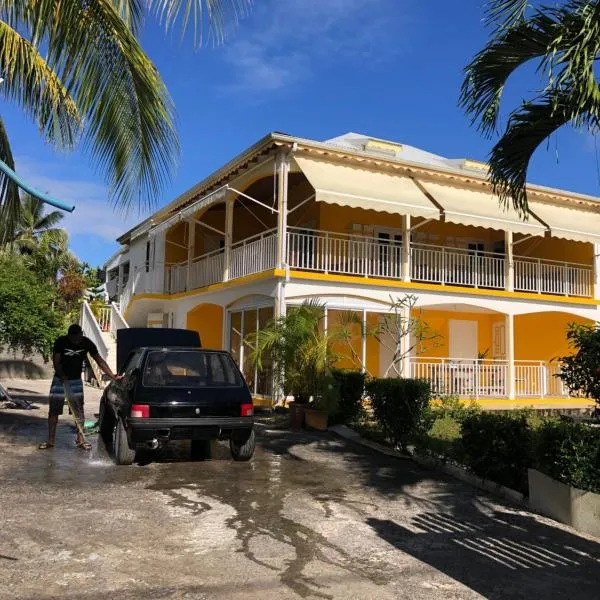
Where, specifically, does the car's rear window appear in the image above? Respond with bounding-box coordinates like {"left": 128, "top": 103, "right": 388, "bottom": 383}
{"left": 142, "top": 351, "right": 243, "bottom": 388}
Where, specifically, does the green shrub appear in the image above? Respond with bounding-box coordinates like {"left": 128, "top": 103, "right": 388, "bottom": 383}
{"left": 366, "top": 378, "right": 431, "bottom": 451}
{"left": 461, "top": 412, "right": 533, "bottom": 493}
{"left": 417, "top": 415, "right": 464, "bottom": 460}
{"left": 534, "top": 420, "right": 600, "bottom": 493}
{"left": 312, "top": 374, "right": 340, "bottom": 416}
{"left": 331, "top": 369, "right": 365, "bottom": 424}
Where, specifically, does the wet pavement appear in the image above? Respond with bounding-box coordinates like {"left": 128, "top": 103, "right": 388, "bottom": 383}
{"left": 1, "top": 380, "right": 600, "bottom": 600}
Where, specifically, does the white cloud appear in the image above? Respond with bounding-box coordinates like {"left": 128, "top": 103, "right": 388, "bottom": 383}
{"left": 15, "top": 156, "right": 148, "bottom": 242}
{"left": 218, "top": 0, "right": 408, "bottom": 94}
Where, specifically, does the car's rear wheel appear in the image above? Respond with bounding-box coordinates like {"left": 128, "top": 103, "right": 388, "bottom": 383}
{"left": 230, "top": 429, "right": 255, "bottom": 461}
{"left": 98, "top": 400, "right": 115, "bottom": 446}
{"left": 114, "top": 416, "right": 136, "bottom": 466}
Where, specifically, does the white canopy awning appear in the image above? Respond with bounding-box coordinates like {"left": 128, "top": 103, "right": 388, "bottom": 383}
{"left": 148, "top": 186, "right": 228, "bottom": 238}
{"left": 528, "top": 200, "right": 600, "bottom": 244}
{"left": 294, "top": 156, "right": 439, "bottom": 219}
{"left": 419, "top": 181, "right": 547, "bottom": 236}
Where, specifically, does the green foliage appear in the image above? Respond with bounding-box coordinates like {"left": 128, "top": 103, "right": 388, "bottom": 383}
{"left": 558, "top": 323, "right": 600, "bottom": 410}
{"left": 366, "top": 377, "right": 431, "bottom": 451}
{"left": 534, "top": 420, "right": 600, "bottom": 493}
{"left": 0, "top": 256, "right": 64, "bottom": 359}
{"left": 461, "top": 0, "right": 600, "bottom": 214}
{"left": 427, "top": 395, "right": 481, "bottom": 424}
{"left": 330, "top": 368, "right": 366, "bottom": 424}
{"left": 311, "top": 374, "right": 341, "bottom": 417}
{"left": 421, "top": 416, "right": 464, "bottom": 460}
{"left": 460, "top": 412, "right": 533, "bottom": 493}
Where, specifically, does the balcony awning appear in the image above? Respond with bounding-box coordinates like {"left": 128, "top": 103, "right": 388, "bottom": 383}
{"left": 528, "top": 201, "right": 600, "bottom": 244}
{"left": 293, "top": 156, "right": 440, "bottom": 219}
{"left": 419, "top": 180, "right": 547, "bottom": 236}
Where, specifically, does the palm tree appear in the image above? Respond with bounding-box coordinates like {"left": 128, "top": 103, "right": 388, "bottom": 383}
{"left": 11, "top": 194, "right": 64, "bottom": 253}
{"left": 460, "top": 0, "right": 600, "bottom": 215}
{"left": 0, "top": 1, "right": 251, "bottom": 231}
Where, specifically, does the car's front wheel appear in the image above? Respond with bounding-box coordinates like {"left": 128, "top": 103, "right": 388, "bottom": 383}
{"left": 114, "top": 416, "right": 136, "bottom": 466}
{"left": 230, "top": 429, "right": 255, "bottom": 461}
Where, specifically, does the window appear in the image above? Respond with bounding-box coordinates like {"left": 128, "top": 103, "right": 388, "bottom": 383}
{"left": 121, "top": 350, "right": 143, "bottom": 376}
{"left": 142, "top": 351, "right": 242, "bottom": 388}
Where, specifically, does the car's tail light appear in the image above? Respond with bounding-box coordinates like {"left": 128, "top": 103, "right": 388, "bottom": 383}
{"left": 131, "top": 404, "right": 150, "bottom": 418}
{"left": 240, "top": 403, "right": 254, "bottom": 417}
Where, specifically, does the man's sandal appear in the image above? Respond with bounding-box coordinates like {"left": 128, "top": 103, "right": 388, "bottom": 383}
{"left": 75, "top": 441, "right": 92, "bottom": 451}
{"left": 38, "top": 441, "right": 54, "bottom": 449}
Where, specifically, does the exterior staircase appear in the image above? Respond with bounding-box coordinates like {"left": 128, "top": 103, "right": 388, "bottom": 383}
{"left": 80, "top": 301, "right": 128, "bottom": 386}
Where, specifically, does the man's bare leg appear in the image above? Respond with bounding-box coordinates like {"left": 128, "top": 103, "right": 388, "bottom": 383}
{"left": 48, "top": 414, "right": 58, "bottom": 446}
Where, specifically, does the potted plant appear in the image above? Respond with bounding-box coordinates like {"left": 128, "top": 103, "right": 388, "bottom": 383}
{"left": 245, "top": 300, "right": 336, "bottom": 429}
{"left": 304, "top": 374, "right": 340, "bottom": 431}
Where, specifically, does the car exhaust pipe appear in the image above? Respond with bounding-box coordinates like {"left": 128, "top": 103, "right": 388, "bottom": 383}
{"left": 146, "top": 438, "right": 159, "bottom": 450}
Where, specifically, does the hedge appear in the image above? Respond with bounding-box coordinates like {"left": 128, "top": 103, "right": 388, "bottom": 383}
{"left": 331, "top": 369, "right": 365, "bottom": 424}
{"left": 366, "top": 377, "right": 431, "bottom": 451}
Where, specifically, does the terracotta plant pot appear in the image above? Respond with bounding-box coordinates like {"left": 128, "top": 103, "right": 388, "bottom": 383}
{"left": 303, "top": 408, "right": 328, "bottom": 431}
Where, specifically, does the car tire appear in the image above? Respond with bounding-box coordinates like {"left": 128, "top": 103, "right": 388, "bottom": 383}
{"left": 230, "top": 429, "right": 255, "bottom": 461}
{"left": 114, "top": 416, "right": 136, "bottom": 466}
{"left": 98, "top": 400, "right": 115, "bottom": 445}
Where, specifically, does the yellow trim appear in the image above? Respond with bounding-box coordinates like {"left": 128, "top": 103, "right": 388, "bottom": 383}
{"left": 288, "top": 270, "right": 599, "bottom": 306}
{"left": 253, "top": 395, "right": 274, "bottom": 408}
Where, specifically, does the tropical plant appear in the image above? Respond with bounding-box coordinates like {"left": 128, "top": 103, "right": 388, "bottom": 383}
{"left": 9, "top": 193, "right": 64, "bottom": 252}
{"left": 461, "top": 0, "right": 600, "bottom": 214}
{"left": 247, "top": 300, "right": 338, "bottom": 404}
{"left": 0, "top": 0, "right": 251, "bottom": 233}
{"left": 558, "top": 322, "right": 600, "bottom": 413}
{"left": 338, "top": 294, "right": 442, "bottom": 377}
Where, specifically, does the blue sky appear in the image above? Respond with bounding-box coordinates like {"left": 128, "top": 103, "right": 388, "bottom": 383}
{"left": 2, "top": 0, "right": 599, "bottom": 266}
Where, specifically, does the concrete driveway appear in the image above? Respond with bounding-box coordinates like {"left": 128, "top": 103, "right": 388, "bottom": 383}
{"left": 1, "top": 380, "right": 599, "bottom": 600}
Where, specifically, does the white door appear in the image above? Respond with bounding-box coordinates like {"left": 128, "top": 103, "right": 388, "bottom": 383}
{"left": 449, "top": 320, "right": 478, "bottom": 360}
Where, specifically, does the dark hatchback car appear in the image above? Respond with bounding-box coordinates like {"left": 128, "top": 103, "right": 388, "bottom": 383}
{"left": 98, "top": 329, "right": 255, "bottom": 465}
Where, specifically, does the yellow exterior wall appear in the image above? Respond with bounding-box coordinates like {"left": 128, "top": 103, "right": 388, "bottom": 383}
{"left": 514, "top": 312, "right": 592, "bottom": 362}
{"left": 318, "top": 204, "right": 403, "bottom": 234}
{"left": 165, "top": 221, "right": 187, "bottom": 264}
{"left": 365, "top": 313, "right": 380, "bottom": 376}
{"left": 515, "top": 236, "right": 592, "bottom": 265}
{"left": 186, "top": 304, "right": 224, "bottom": 350}
{"left": 328, "top": 310, "right": 363, "bottom": 371}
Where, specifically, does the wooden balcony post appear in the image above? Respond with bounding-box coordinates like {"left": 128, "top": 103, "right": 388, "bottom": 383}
{"left": 505, "top": 230, "right": 514, "bottom": 292}
{"left": 402, "top": 214, "right": 411, "bottom": 282}
{"left": 223, "top": 196, "right": 234, "bottom": 282}
{"left": 186, "top": 219, "right": 195, "bottom": 291}
{"left": 276, "top": 151, "right": 289, "bottom": 270}
{"left": 506, "top": 313, "right": 516, "bottom": 399}
{"left": 593, "top": 243, "right": 600, "bottom": 299}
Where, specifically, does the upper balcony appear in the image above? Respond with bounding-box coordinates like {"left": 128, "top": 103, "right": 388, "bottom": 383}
{"left": 116, "top": 142, "right": 600, "bottom": 308}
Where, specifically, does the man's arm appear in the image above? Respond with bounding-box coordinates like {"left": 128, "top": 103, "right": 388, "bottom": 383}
{"left": 53, "top": 353, "right": 66, "bottom": 380}
{"left": 90, "top": 353, "right": 120, "bottom": 381}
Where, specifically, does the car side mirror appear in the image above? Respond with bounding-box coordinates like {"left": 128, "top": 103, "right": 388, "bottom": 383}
{"left": 126, "top": 369, "right": 138, "bottom": 391}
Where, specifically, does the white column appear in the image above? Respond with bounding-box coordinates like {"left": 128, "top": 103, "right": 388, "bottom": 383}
{"left": 186, "top": 219, "right": 196, "bottom": 290}
{"left": 593, "top": 243, "right": 600, "bottom": 299}
{"left": 117, "top": 263, "right": 124, "bottom": 296}
{"left": 506, "top": 313, "right": 516, "bottom": 399}
{"left": 276, "top": 151, "right": 289, "bottom": 270}
{"left": 361, "top": 309, "right": 367, "bottom": 373}
{"left": 323, "top": 306, "right": 328, "bottom": 336}
{"left": 223, "top": 197, "right": 234, "bottom": 281}
{"left": 505, "top": 230, "right": 514, "bottom": 292}
{"left": 402, "top": 214, "right": 411, "bottom": 282}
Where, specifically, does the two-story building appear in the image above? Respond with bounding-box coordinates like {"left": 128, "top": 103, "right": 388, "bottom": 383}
{"left": 103, "top": 131, "right": 600, "bottom": 409}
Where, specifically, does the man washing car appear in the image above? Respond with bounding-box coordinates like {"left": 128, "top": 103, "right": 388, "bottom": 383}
{"left": 39, "top": 324, "right": 120, "bottom": 450}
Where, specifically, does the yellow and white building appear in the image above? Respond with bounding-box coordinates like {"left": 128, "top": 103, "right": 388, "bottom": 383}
{"left": 102, "top": 132, "right": 600, "bottom": 409}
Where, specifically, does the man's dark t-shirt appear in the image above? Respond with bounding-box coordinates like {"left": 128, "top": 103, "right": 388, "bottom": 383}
{"left": 53, "top": 336, "right": 99, "bottom": 380}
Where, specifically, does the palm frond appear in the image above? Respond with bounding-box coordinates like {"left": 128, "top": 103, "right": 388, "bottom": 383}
{"left": 461, "top": 14, "right": 553, "bottom": 136}
{"left": 112, "top": 0, "right": 145, "bottom": 33}
{"left": 0, "top": 19, "right": 81, "bottom": 148}
{"left": 488, "top": 90, "right": 592, "bottom": 215}
{"left": 485, "top": 0, "right": 531, "bottom": 30}
{"left": 148, "top": 0, "right": 251, "bottom": 46}
{"left": 1, "top": 1, "right": 179, "bottom": 213}
{"left": 0, "top": 116, "right": 20, "bottom": 245}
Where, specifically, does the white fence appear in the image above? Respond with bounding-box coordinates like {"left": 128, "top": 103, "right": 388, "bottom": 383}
{"left": 190, "top": 248, "right": 224, "bottom": 289}
{"left": 80, "top": 301, "right": 109, "bottom": 360}
{"left": 410, "top": 357, "right": 569, "bottom": 398}
{"left": 514, "top": 257, "right": 592, "bottom": 297}
{"left": 109, "top": 302, "right": 129, "bottom": 337}
{"left": 230, "top": 230, "right": 277, "bottom": 280}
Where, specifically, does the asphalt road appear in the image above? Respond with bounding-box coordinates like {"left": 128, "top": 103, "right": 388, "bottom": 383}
{"left": 1, "top": 380, "right": 599, "bottom": 600}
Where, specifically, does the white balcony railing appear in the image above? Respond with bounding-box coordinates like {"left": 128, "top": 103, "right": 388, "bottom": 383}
{"left": 230, "top": 229, "right": 277, "bottom": 280}
{"left": 410, "top": 357, "right": 569, "bottom": 398}
{"left": 166, "top": 262, "right": 188, "bottom": 294}
{"left": 514, "top": 257, "right": 593, "bottom": 297}
{"left": 287, "top": 227, "right": 404, "bottom": 279}
{"left": 190, "top": 248, "right": 224, "bottom": 289}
